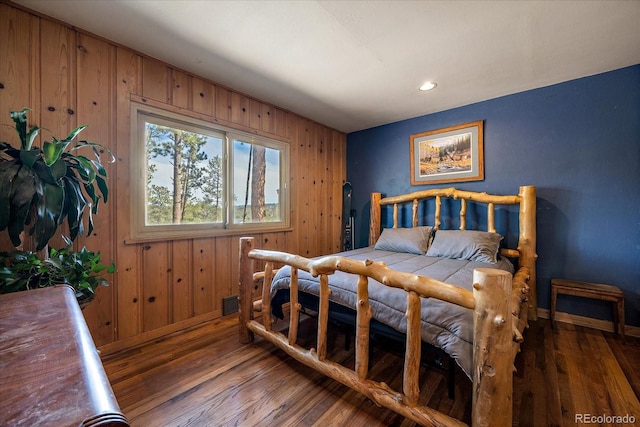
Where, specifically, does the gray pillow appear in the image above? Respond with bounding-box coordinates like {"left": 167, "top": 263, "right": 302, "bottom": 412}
{"left": 426, "top": 230, "right": 503, "bottom": 263}
{"left": 374, "top": 226, "right": 434, "bottom": 255}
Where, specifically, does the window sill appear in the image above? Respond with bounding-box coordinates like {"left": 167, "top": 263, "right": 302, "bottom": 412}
{"left": 124, "top": 226, "right": 294, "bottom": 245}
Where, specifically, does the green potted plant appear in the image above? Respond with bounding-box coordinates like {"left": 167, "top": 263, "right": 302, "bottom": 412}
{"left": 0, "top": 237, "right": 116, "bottom": 307}
{"left": 0, "top": 108, "right": 115, "bottom": 304}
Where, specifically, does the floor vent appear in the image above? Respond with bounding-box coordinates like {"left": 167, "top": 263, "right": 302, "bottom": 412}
{"left": 223, "top": 295, "right": 239, "bottom": 316}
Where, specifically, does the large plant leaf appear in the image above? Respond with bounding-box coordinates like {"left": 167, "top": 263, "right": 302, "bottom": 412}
{"left": 63, "top": 177, "right": 87, "bottom": 241}
{"left": 83, "top": 181, "right": 98, "bottom": 208}
{"left": 4, "top": 166, "right": 38, "bottom": 247}
{"left": 6, "top": 108, "right": 40, "bottom": 155}
{"left": 30, "top": 157, "right": 60, "bottom": 185}
{"left": 96, "top": 175, "right": 109, "bottom": 203}
{"left": 8, "top": 202, "right": 31, "bottom": 247}
{"left": 49, "top": 157, "right": 68, "bottom": 181}
{"left": 65, "top": 125, "right": 88, "bottom": 142}
{"left": 91, "top": 158, "right": 108, "bottom": 178}
{"left": 69, "top": 140, "right": 115, "bottom": 163}
{"left": 33, "top": 181, "right": 65, "bottom": 250}
{"left": 72, "top": 155, "right": 97, "bottom": 183}
{"left": 0, "top": 161, "right": 20, "bottom": 230}
{"left": 42, "top": 136, "right": 71, "bottom": 166}
{"left": 25, "top": 125, "right": 40, "bottom": 151}
{"left": 85, "top": 198, "right": 95, "bottom": 238}
{"left": 19, "top": 149, "right": 40, "bottom": 169}
{"left": 0, "top": 142, "right": 21, "bottom": 159}
{"left": 10, "top": 166, "right": 37, "bottom": 208}
{"left": 9, "top": 108, "right": 29, "bottom": 149}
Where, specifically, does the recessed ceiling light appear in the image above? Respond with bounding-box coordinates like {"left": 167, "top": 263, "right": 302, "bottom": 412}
{"left": 419, "top": 81, "right": 437, "bottom": 91}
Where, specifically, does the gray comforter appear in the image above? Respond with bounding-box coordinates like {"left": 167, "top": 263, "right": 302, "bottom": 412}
{"left": 270, "top": 246, "right": 514, "bottom": 379}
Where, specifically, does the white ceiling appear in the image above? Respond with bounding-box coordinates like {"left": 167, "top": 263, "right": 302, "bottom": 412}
{"left": 14, "top": 0, "right": 640, "bottom": 133}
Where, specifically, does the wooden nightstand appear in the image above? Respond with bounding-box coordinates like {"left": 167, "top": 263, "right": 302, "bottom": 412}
{"left": 550, "top": 278, "right": 625, "bottom": 341}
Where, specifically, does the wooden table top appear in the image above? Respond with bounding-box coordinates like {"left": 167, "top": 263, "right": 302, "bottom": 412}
{"left": 551, "top": 278, "right": 623, "bottom": 296}
{"left": 0, "top": 286, "right": 128, "bottom": 426}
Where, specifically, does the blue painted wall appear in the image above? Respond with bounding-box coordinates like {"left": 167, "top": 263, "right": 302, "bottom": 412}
{"left": 346, "top": 65, "right": 640, "bottom": 327}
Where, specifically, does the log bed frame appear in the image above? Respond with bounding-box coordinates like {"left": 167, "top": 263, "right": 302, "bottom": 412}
{"left": 238, "top": 185, "right": 537, "bottom": 426}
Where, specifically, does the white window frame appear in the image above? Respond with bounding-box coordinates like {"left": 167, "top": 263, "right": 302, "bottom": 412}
{"left": 129, "top": 102, "right": 290, "bottom": 242}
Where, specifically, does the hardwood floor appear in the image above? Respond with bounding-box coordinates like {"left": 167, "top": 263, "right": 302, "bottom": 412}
{"left": 101, "top": 315, "right": 640, "bottom": 426}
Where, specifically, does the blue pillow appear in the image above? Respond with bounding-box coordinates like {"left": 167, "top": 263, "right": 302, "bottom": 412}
{"left": 426, "top": 230, "right": 503, "bottom": 263}
{"left": 374, "top": 226, "right": 434, "bottom": 255}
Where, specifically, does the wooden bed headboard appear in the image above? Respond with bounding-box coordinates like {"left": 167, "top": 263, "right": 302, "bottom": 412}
{"left": 369, "top": 185, "right": 537, "bottom": 318}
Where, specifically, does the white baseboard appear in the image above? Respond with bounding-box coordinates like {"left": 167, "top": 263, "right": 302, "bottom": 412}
{"left": 537, "top": 308, "right": 640, "bottom": 338}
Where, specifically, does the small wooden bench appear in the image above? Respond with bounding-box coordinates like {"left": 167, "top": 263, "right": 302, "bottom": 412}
{"left": 550, "top": 278, "right": 625, "bottom": 341}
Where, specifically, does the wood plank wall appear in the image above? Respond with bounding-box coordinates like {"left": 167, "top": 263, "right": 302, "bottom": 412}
{"left": 0, "top": 3, "right": 347, "bottom": 348}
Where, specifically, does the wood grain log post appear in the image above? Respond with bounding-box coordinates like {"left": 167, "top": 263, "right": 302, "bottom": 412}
{"left": 435, "top": 196, "right": 442, "bottom": 230}
{"left": 459, "top": 199, "right": 467, "bottom": 230}
{"left": 369, "top": 192, "right": 382, "bottom": 246}
{"left": 472, "top": 268, "right": 514, "bottom": 427}
{"left": 487, "top": 203, "right": 496, "bottom": 233}
{"left": 355, "top": 275, "right": 372, "bottom": 380}
{"left": 317, "top": 274, "right": 330, "bottom": 361}
{"left": 288, "top": 267, "right": 300, "bottom": 346}
{"left": 404, "top": 290, "right": 422, "bottom": 403}
{"left": 261, "top": 261, "right": 274, "bottom": 332}
{"left": 238, "top": 237, "right": 255, "bottom": 344}
{"left": 518, "top": 185, "right": 537, "bottom": 320}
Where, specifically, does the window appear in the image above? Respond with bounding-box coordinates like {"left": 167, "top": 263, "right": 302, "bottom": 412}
{"left": 130, "top": 103, "right": 289, "bottom": 241}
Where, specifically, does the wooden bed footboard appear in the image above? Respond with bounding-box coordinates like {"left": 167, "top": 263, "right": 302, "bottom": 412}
{"left": 238, "top": 238, "right": 530, "bottom": 426}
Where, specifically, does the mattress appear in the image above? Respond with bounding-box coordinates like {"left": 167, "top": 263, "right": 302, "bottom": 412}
{"left": 270, "top": 246, "right": 514, "bottom": 378}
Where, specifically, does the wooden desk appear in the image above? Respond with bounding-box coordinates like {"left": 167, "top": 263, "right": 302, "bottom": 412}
{"left": 0, "top": 286, "right": 128, "bottom": 426}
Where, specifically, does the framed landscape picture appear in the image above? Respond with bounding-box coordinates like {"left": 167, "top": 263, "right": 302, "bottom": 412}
{"left": 410, "top": 120, "right": 484, "bottom": 185}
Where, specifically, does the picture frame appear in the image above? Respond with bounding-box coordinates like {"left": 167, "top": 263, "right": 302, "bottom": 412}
{"left": 410, "top": 120, "right": 484, "bottom": 185}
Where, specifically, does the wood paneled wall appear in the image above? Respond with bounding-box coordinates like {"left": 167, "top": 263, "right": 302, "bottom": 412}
{"left": 0, "top": 3, "right": 346, "bottom": 348}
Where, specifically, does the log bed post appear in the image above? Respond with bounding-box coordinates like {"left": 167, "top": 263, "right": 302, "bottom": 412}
{"left": 518, "top": 185, "right": 537, "bottom": 319}
{"left": 239, "top": 237, "right": 255, "bottom": 344}
{"left": 317, "top": 274, "right": 330, "bottom": 360}
{"left": 355, "top": 275, "right": 372, "bottom": 380}
{"left": 435, "top": 196, "right": 442, "bottom": 230}
{"left": 404, "top": 290, "right": 422, "bottom": 403}
{"left": 472, "top": 268, "right": 514, "bottom": 427}
{"left": 288, "top": 267, "right": 301, "bottom": 346}
{"left": 369, "top": 192, "right": 382, "bottom": 245}
{"left": 262, "top": 262, "right": 274, "bottom": 332}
